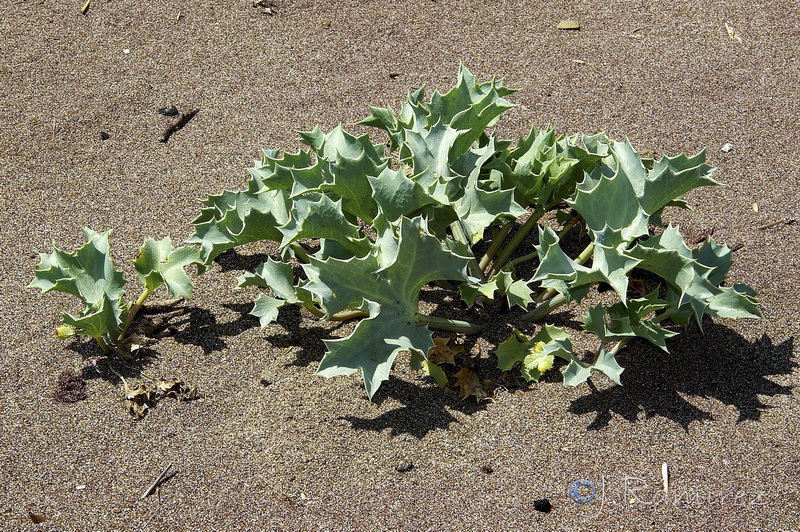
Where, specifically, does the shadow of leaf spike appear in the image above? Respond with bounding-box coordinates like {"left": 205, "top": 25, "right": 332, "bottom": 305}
{"left": 568, "top": 328, "right": 794, "bottom": 430}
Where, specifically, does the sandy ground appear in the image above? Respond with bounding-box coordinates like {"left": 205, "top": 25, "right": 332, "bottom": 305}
{"left": 1, "top": 1, "right": 799, "bottom": 530}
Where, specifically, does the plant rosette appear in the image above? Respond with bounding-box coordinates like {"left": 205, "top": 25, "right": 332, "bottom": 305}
{"left": 32, "top": 66, "right": 760, "bottom": 400}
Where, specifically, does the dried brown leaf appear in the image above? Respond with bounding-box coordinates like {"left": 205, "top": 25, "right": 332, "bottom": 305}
{"left": 629, "top": 278, "right": 647, "bottom": 297}
{"left": 454, "top": 367, "right": 487, "bottom": 400}
{"left": 124, "top": 381, "right": 156, "bottom": 419}
{"left": 427, "top": 336, "right": 464, "bottom": 365}
{"left": 157, "top": 377, "right": 199, "bottom": 401}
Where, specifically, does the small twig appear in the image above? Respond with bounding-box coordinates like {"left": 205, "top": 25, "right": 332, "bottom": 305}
{"left": 81, "top": 0, "right": 91, "bottom": 14}
{"left": 756, "top": 218, "right": 795, "bottom": 231}
{"left": 160, "top": 108, "right": 199, "bottom": 143}
{"left": 141, "top": 464, "right": 175, "bottom": 500}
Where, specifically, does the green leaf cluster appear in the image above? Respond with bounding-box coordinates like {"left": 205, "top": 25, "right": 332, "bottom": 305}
{"left": 516, "top": 136, "right": 760, "bottom": 385}
{"left": 32, "top": 66, "right": 760, "bottom": 402}
{"left": 182, "top": 65, "right": 759, "bottom": 397}
{"left": 30, "top": 230, "right": 201, "bottom": 352}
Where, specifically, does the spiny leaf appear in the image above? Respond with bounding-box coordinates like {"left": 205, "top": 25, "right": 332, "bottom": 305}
{"left": 582, "top": 290, "right": 678, "bottom": 351}
{"left": 188, "top": 188, "right": 291, "bottom": 270}
{"left": 29, "top": 229, "right": 127, "bottom": 339}
{"left": 307, "top": 217, "right": 472, "bottom": 398}
{"left": 238, "top": 258, "right": 314, "bottom": 327}
{"left": 279, "top": 193, "right": 371, "bottom": 258}
{"left": 562, "top": 347, "right": 625, "bottom": 386}
{"left": 317, "top": 300, "right": 430, "bottom": 399}
{"left": 532, "top": 226, "right": 644, "bottom": 303}
{"left": 248, "top": 149, "right": 325, "bottom": 198}
{"left": 570, "top": 138, "right": 717, "bottom": 238}
{"left": 452, "top": 177, "right": 526, "bottom": 244}
{"left": 133, "top": 237, "right": 201, "bottom": 299}
{"left": 29, "top": 228, "right": 126, "bottom": 308}
{"left": 496, "top": 325, "right": 573, "bottom": 382}
{"left": 61, "top": 293, "right": 125, "bottom": 340}
{"left": 299, "top": 125, "right": 388, "bottom": 222}
{"left": 630, "top": 225, "right": 760, "bottom": 327}
{"left": 368, "top": 167, "right": 441, "bottom": 223}
{"left": 250, "top": 294, "right": 288, "bottom": 329}
{"left": 460, "top": 270, "right": 533, "bottom": 309}
{"left": 496, "top": 126, "right": 604, "bottom": 209}
{"left": 403, "top": 120, "right": 461, "bottom": 194}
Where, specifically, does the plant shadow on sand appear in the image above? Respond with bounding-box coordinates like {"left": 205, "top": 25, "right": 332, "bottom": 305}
{"left": 262, "top": 290, "right": 497, "bottom": 438}
{"left": 213, "top": 248, "right": 271, "bottom": 273}
{"left": 569, "top": 322, "right": 795, "bottom": 430}
{"left": 337, "top": 378, "right": 489, "bottom": 438}
{"left": 172, "top": 302, "right": 261, "bottom": 353}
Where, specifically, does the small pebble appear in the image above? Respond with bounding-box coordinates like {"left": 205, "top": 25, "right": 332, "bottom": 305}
{"left": 395, "top": 460, "right": 413, "bottom": 472}
{"left": 533, "top": 498, "right": 552, "bottom": 512}
{"left": 721, "top": 143, "right": 734, "bottom": 153}
{"left": 480, "top": 464, "right": 494, "bottom": 474}
{"left": 123, "top": 48, "right": 130, "bottom": 54}
{"left": 158, "top": 106, "right": 179, "bottom": 117}
{"left": 75, "top": 485, "right": 86, "bottom": 490}
{"left": 557, "top": 19, "right": 580, "bottom": 30}
{"left": 99, "top": 131, "right": 110, "bottom": 140}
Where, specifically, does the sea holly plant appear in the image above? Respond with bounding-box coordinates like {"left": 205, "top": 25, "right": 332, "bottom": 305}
{"left": 507, "top": 135, "right": 760, "bottom": 386}
{"left": 29, "top": 229, "right": 202, "bottom": 355}
{"left": 32, "top": 65, "right": 761, "bottom": 401}
{"left": 182, "top": 65, "right": 759, "bottom": 398}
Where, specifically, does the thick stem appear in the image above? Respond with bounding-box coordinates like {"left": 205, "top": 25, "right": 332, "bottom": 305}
{"left": 302, "top": 303, "right": 368, "bottom": 321}
{"left": 509, "top": 250, "right": 538, "bottom": 268}
{"left": 507, "top": 215, "right": 581, "bottom": 269}
{"left": 95, "top": 335, "right": 111, "bottom": 354}
{"left": 652, "top": 309, "right": 672, "bottom": 323}
{"left": 118, "top": 287, "right": 152, "bottom": 341}
{"left": 416, "top": 313, "right": 482, "bottom": 335}
{"left": 522, "top": 292, "right": 567, "bottom": 322}
{"left": 329, "top": 310, "right": 369, "bottom": 321}
{"left": 450, "top": 221, "right": 485, "bottom": 281}
{"left": 289, "top": 243, "right": 312, "bottom": 263}
{"left": 478, "top": 221, "right": 513, "bottom": 271}
{"left": 608, "top": 337, "right": 632, "bottom": 357}
{"left": 488, "top": 209, "right": 543, "bottom": 277}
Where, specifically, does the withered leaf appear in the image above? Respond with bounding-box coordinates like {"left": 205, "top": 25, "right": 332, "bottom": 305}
{"left": 725, "top": 22, "right": 743, "bottom": 43}
{"left": 629, "top": 278, "right": 647, "bottom": 297}
{"left": 28, "top": 511, "right": 45, "bottom": 524}
{"left": 454, "top": 367, "right": 487, "bottom": 400}
{"left": 427, "top": 336, "right": 464, "bottom": 365}
{"left": 124, "top": 381, "right": 156, "bottom": 419}
{"left": 156, "top": 377, "right": 199, "bottom": 401}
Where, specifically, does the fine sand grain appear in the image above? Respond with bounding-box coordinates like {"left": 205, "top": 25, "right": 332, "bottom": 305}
{"left": 1, "top": 1, "right": 798, "bottom": 530}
